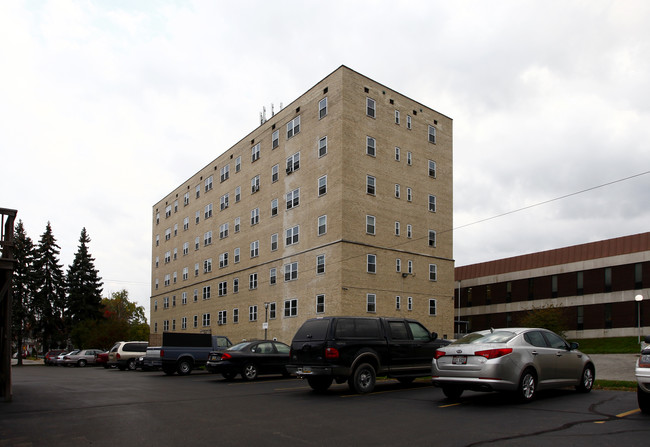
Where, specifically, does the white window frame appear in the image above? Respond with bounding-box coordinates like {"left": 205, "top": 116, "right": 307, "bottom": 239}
{"left": 366, "top": 136, "right": 376, "bottom": 157}
{"left": 367, "top": 293, "right": 376, "bottom": 313}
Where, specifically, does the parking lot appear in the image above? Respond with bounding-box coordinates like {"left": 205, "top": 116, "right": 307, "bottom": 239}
{"left": 1, "top": 365, "right": 648, "bottom": 446}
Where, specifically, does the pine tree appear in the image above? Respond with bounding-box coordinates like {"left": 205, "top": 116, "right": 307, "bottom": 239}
{"left": 32, "top": 222, "right": 67, "bottom": 351}
{"left": 66, "top": 228, "right": 103, "bottom": 326}
{"left": 11, "top": 220, "right": 37, "bottom": 364}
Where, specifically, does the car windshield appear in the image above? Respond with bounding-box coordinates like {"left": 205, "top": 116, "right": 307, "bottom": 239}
{"left": 228, "top": 342, "right": 252, "bottom": 351}
{"left": 451, "top": 331, "right": 516, "bottom": 345}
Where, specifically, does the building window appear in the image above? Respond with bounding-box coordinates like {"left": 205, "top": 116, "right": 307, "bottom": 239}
{"left": 271, "top": 198, "right": 278, "bottom": 217}
{"left": 407, "top": 115, "right": 412, "bottom": 129}
{"left": 577, "top": 271, "right": 584, "bottom": 296}
{"left": 205, "top": 175, "right": 213, "bottom": 192}
{"left": 195, "top": 184, "right": 200, "bottom": 199}
{"left": 270, "top": 267, "right": 277, "bottom": 286}
{"left": 164, "top": 274, "right": 170, "bottom": 286}
{"left": 220, "top": 193, "right": 229, "bottom": 211}
{"left": 195, "top": 236, "right": 200, "bottom": 250}
{"left": 272, "top": 164, "right": 279, "bottom": 183}
{"left": 635, "top": 263, "right": 643, "bottom": 289}
{"left": 428, "top": 160, "right": 437, "bottom": 178}
{"left": 367, "top": 294, "right": 376, "bottom": 313}
{"left": 366, "top": 136, "right": 376, "bottom": 157}
{"left": 395, "top": 221, "right": 400, "bottom": 236}
{"left": 319, "top": 97, "right": 327, "bottom": 119}
{"left": 428, "top": 195, "right": 436, "bottom": 212}
{"left": 204, "top": 257, "right": 213, "bottom": 273}
{"left": 407, "top": 260, "right": 413, "bottom": 274}
{"left": 181, "top": 317, "right": 187, "bottom": 330}
{"left": 218, "top": 310, "right": 227, "bottom": 325}
{"left": 286, "top": 188, "right": 300, "bottom": 209}
{"left": 395, "top": 110, "right": 400, "bottom": 124}
{"left": 395, "top": 184, "right": 401, "bottom": 198}
{"left": 193, "top": 315, "right": 198, "bottom": 328}
{"left": 251, "top": 143, "right": 260, "bottom": 162}
{"left": 269, "top": 302, "right": 276, "bottom": 319}
{"left": 204, "top": 203, "right": 213, "bottom": 219}
{"left": 551, "top": 276, "right": 558, "bottom": 298}
{"left": 163, "top": 296, "right": 169, "bottom": 309}
{"left": 395, "top": 147, "right": 401, "bottom": 161}
{"left": 318, "top": 136, "right": 327, "bottom": 157}
{"left": 220, "top": 165, "right": 230, "bottom": 182}
{"left": 396, "top": 259, "right": 401, "bottom": 272}
{"left": 577, "top": 306, "right": 584, "bottom": 331}
{"left": 183, "top": 217, "right": 189, "bottom": 231}
{"left": 605, "top": 303, "right": 612, "bottom": 329}
{"left": 318, "top": 175, "right": 327, "bottom": 196}
{"left": 165, "top": 205, "right": 172, "bottom": 218}
{"left": 286, "top": 152, "right": 300, "bottom": 174}
{"left": 204, "top": 231, "right": 212, "bottom": 246}
{"left": 428, "top": 125, "right": 436, "bottom": 144}
{"left": 429, "top": 299, "right": 437, "bottom": 316}
{"left": 193, "top": 289, "right": 198, "bottom": 302}
{"left": 366, "top": 175, "right": 376, "bottom": 195}
{"left": 219, "top": 252, "right": 228, "bottom": 268}
{"left": 367, "top": 254, "right": 376, "bottom": 274}
{"left": 250, "top": 240, "right": 259, "bottom": 258}
{"left": 316, "top": 294, "right": 325, "bottom": 313}
{"left": 218, "top": 281, "right": 227, "bottom": 297}
{"left": 235, "top": 186, "right": 241, "bottom": 203}
{"left": 286, "top": 116, "right": 301, "bottom": 139}
{"left": 318, "top": 215, "right": 327, "bottom": 236}
{"left": 286, "top": 225, "right": 299, "bottom": 246}
{"left": 194, "top": 263, "right": 199, "bottom": 277}
{"left": 233, "top": 278, "right": 239, "bottom": 293}
{"left": 272, "top": 130, "right": 279, "bottom": 149}
{"left": 284, "top": 262, "right": 298, "bottom": 282}
{"left": 250, "top": 207, "right": 259, "bottom": 226}
{"left": 182, "top": 267, "right": 188, "bottom": 281}
{"left": 182, "top": 292, "right": 187, "bottom": 305}
{"left": 235, "top": 156, "right": 241, "bottom": 172}
{"left": 249, "top": 273, "right": 258, "bottom": 290}
{"left": 429, "top": 264, "right": 437, "bottom": 281}
{"left": 201, "top": 313, "right": 210, "bottom": 327}
{"left": 366, "top": 215, "right": 376, "bottom": 235}
{"left": 271, "top": 233, "right": 278, "bottom": 251}
{"left": 234, "top": 217, "right": 240, "bottom": 233}
{"left": 428, "top": 230, "right": 436, "bottom": 247}
{"left": 407, "top": 151, "right": 412, "bottom": 165}
{"left": 284, "top": 299, "right": 298, "bottom": 317}
{"left": 184, "top": 192, "right": 190, "bottom": 206}
{"left": 234, "top": 247, "right": 240, "bottom": 263}
{"left": 407, "top": 188, "right": 412, "bottom": 202}
{"left": 195, "top": 210, "right": 200, "bottom": 225}
{"left": 408, "top": 296, "right": 413, "bottom": 311}
{"left": 605, "top": 267, "right": 612, "bottom": 293}
{"left": 233, "top": 308, "right": 239, "bottom": 324}
{"left": 317, "top": 254, "right": 325, "bottom": 274}
{"left": 366, "top": 97, "right": 376, "bottom": 118}
{"left": 251, "top": 175, "right": 260, "bottom": 194}
{"left": 202, "top": 286, "right": 211, "bottom": 300}
{"left": 219, "top": 223, "right": 229, "bottom": 240}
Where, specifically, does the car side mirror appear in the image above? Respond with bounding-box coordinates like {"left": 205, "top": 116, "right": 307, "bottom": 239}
{"left": 431, "top": 332, "right": 438, "bottom": 340}
{"left": 569, "top": 342, "right": 579, "bottom": 351}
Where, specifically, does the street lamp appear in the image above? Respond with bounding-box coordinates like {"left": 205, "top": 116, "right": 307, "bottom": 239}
{"left": 636, "top": 294, "right": 644, "bottom": 344}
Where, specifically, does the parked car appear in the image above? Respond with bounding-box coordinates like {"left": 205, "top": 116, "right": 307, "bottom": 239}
{"left": 140, "top": 347, "right": 162, "bottom": 371}
{"left": 206, "top": 340, "right": 291, "bottom": 380}
{"left": 431, "top": 328, "right": 595, "bottom": 402}
{"left": 636, "top": 335, "right": 650, "bottom": 413}
{"left": 107, "top": 341, "right": 148, "bottom": 371}
{"left": 95, "top": 351, "right": 110, "bottom": 368}
{"left": 56, "top": 350, "right": 79, "bottom": 366}
{"left": 287, "top": 316, "right": 449, "bottom": 393}
{"left": 44, "top": 350, "right": 66, "bottom": 366}
{"left": 61, "top": 349, "right": 103, "bottom": 367}
{"left": 150, "top": 332, "right": 232, "bottom": 376}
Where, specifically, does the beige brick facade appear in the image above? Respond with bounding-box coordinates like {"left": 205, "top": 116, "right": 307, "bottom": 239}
{"left": 151, "top": 66, "right": 454, "bottom": 345}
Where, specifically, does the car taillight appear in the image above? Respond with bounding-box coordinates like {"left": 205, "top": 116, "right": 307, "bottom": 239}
{"left": 475, "top": 348, "right": 513, "bottom": 360}
{"left": 325, "top": 347, "right": 339, "bottom": 359}
{"left": 221, "top": 353, "right": 232, "bottom": 360}
{"left": 639, "top": 354, "right": 650, "bottom": 368}
{"left": 160, "top": 350, "right": 164, "bottom": 358}
{"left": 434, "top": 350, "right": 446, "bottom": 360}
{"left": 116, "top": 353, "right": 121, "bottom": 359}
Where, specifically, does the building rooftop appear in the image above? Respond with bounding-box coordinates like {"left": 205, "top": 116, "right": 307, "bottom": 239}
{"left": 455, "top": 232, "right": 650, "bottom": 281}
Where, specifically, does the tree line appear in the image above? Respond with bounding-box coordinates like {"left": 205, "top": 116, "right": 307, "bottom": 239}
{"left": 11, "top": 220, "right": 149, "bottom": 362}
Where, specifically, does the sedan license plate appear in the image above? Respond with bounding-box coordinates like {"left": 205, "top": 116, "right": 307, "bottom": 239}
{"left": 299, "top": 367, "right": 312, "bottom": 374}
{"left": 452, "top": 356, "right": 467, "bottom": 365}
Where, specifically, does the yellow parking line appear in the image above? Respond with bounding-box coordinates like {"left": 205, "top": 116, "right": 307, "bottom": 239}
{"left": 616, "top": 409, "right": 641, "bottom": 418}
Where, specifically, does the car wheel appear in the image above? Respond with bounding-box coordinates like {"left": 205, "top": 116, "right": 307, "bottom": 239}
{"left": 348, "top": 363, "right": 376, "bottom": 394}
{"left": 242, "top": 363, "right": 258, "bottom": 381}
{"left": 177, "top": 360, "right": 193, "bottom": 376}
{"left": 516, "top": 369, "right": 537, "bottom": 403}
{"left": 575, "top": 365, "right": 594, "bottom": 393}
{"left": 222, "top": 371, "right": 237, "bottom": 380}
{"left": 638, "top": 386, "right": 650, "bottom": 414}
{"left": 442, "top": 385, "right": 463, "bottom": 400}
{"left": 77, "top": 359, "right": 87, "bottom": 367}
{"left": 307, "top": 376, "right": 333, "bottom": 392}
{"left": 127, "top": 358, "right": 136, "bottom": 370}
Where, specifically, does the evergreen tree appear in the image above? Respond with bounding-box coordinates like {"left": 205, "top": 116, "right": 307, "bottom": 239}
{"left": 11, "top": 220, "right": 37, "bottom": 365}
{"left": 32, "top": 222, "right": 67, "bottom": 351}
{"left": 66, "top": 228, "right": 103, "bottom": 326}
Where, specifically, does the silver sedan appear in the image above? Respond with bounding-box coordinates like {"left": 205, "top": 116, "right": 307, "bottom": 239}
{"left": 431, "top": 328, "right": 595, "bottom": 402}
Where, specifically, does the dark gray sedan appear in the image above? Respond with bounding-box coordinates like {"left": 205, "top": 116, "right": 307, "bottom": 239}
{"left": 432, "top": 328, "right": 595, "bottom": 402}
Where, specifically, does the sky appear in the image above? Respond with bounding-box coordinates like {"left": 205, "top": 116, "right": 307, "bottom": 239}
{"left": 2, "top": 0, "right": 649, "bottom": 319}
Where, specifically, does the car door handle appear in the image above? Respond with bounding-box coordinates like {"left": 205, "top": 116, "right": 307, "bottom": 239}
{"left": 555, "top": 352, "right": 563, "bottom": 356}
{"left": 531, "top": 351, "right": 538, "bottom": 356}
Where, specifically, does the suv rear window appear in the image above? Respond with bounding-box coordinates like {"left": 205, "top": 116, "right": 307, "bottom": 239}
{"left": 124, "top": 343, "right": 148, "bottom": 352}
{"left": 293, "top": 319, "right": 330, "bottom": 341}
{"left": 334, "top": 318, "right": 381, "bottom": 339}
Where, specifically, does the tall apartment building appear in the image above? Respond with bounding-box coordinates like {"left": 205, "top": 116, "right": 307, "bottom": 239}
{"left": 151, "top": 66, "right": 454, "bottom": 344}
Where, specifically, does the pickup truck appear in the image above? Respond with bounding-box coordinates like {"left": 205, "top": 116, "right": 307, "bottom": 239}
{"left": 147, "top": 332, "right": 232, "bottom": 375}
{"left": 286, "top": 316, "right": 450, "bottom": 393}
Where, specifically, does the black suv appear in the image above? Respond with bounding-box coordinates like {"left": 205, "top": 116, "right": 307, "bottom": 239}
{"left": 287, "top": 316, "right": 449, "bottom": 393}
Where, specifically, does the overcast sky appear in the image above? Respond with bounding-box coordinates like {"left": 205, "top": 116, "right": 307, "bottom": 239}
{"left": 2, "top": 0, "right": 649, "bottom": 318}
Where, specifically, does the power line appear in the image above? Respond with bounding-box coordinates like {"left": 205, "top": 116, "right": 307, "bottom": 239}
{"left": 452, "top": 170, "right": 650, "bottom": 232}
